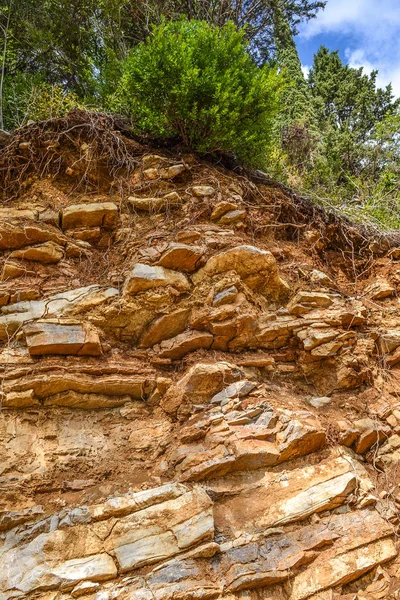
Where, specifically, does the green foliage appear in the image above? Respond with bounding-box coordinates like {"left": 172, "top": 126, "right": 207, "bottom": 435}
{"left": 271, "top": 0, "right": 319, "bottom": 172}
{"left": 3, "top": 73, "right": 82, "bottom": 130}
{"left": 111, "top": 19, "right": 284, "bottom": 167}
{"left": 308, "top": 47, "right": 400, "bottom": 178}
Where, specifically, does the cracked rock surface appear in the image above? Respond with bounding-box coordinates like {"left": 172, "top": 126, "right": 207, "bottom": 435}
{"left": 2, "top": 141, "right": 400, "bottom": 600}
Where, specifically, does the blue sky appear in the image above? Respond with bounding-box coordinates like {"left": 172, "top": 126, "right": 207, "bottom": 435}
{"left": 295, "top": 0, "right": 400, "bottom": 96}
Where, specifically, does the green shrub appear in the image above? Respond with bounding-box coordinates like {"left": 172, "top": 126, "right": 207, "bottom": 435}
{"left": 110, "top": 19, "right": 284, "bottom": 168}
{"left": 3, "top": 73, "right": 82, "bottom": 130}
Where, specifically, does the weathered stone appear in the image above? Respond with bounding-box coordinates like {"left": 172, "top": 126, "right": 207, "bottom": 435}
{"left": 71, "top": 581, "right": 100, "bottom": 597}
{"left": 157, "top": 243, "right": 204, "bottom": 272}
{"left": 0, "top": 221, "right": 65, "bottom": 250}
{"left": 213, "top": 286, "right": 238, "bottom": 306}
{"left": 104, "top": 487, "right": 213, "bottom": 571}
{"left": 297, "top": 327, "right": 340, "bottom": 351}
{"left": 376, "top": 331, "right": 400, "bottom": 354}
{"left": 24, "top": 321, "right": 102, "bottom": 356}
{"left": 161, "top": 362, "right": 243, "bottom": 414}
{"left": 287, "top": 291, "right": 334, "bottom": 315}
{"left": 261, "top": 471, "right": 356, "bottom": 527}
{"left": 277, "top": 415, "right": 326, "bottom": 462}
{"left": 310, "top": 269, "right": 332, "bottom": 285}
{"left": 5, "top": 371, "right": 152, "bottom": 400}
{"left": 3, "top": 389, "right": 38, "bottom": 408}
{"left": 142, "top": 154, "right": 167, "bottom": 167}
{"left": 144, "top": 164, "right": 185, "bottom": 180}
{"left": 129, "top": 192, "right": 181, "bottom": 212}
{"left": 139, "top": 309, "right": 190, "bottom": 348}
{"left": 0, "top": 505, "right": 44, "bottom": 532}
{"left": 157, "top": 330, "right": 214, "bottom": 359}
{"left": 69, "top": 227, "right": 101, "bottom": 242}
{"left": 0, "top": 531, "right": 115, "bottom": 596}
{"left": 210, "top": 201, "right": 238, "bottom": 221}
{"left": 192, "top": 186, "right": 215, "bottom": 197}
{"left": 1, "top": 261, "right": 34, "bottom": 279}
{"left": 218, "top": 521, "right": 340, "bottom": 592}
{"left": 193, "top": 245, "right": 289, "bottom": 301}
{"left": 0, "top": 208, "right": 37, "bottom": 220}
{"left": 289, "top": 538, "right": 397, "bottom": 600}
{"left": 365, "top": 278, "right": 395, "bottom": 300}
{"left": 354, "top": 418, "right": 390, "bottom": 454}
{"left": 51, "top": 554, "right": 117, "bottom": 589}
{"left": 10, "top": 241, "right": 64, "bottom": 263}
{"left": 62, "top": 202, "right": 118, "bottom": 230}
{"left": 142, "top": 558, "right": 221, "bottom": 600}
{"left": 124, "top": 264, "right": 191, "bottom": 294}
{"left": 355, "top": 429, "right": 389, "bottom": 454}
{"left": 43, "top": 391, "right": 132, "bottom": 409}
{"left": 0, "top": 285, "right": 118, "bottom": 340}
{"left": 210, "top": 380, "right": 257, "bottom": 406}
{"left": 219, "top": 209, "right": 246, "bottom": 225}
{"left": 89, "top": 483, "right": 187, "bottom": 521}
{"left": 160, "top": 164, "right": 185, "bottom": 179}
{"left": 308, "top": 396, "right": 332, "bottom": 408}
{"left": 336, "top": 420, "right": 359, "bottom": 447}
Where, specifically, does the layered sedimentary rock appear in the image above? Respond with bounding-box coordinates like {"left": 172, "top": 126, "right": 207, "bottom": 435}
{"left": 2, "top": 147, "right": 400, "bottom": 600}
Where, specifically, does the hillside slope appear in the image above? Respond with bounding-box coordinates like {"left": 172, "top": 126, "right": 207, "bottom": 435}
{"left": 1, "top": 113, "right": 400, "bottom": 600}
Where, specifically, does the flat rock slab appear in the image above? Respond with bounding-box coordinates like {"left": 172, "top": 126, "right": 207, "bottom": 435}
{"left": 0, "top": 482, "right": 213, "bottom": 596}
{"left": 157, "top": 243, "right": 204, "bottom": 272}
{"left": 0, "top": 221, "right": 66, "bottom": 250}
{"left": 139, "top": 309, "right": 190, "bottom": 348}
{"left": 144, "top": 164, "right": 185, "bottom": 180}
{"left": 24, "top": 321, "right": 102, "bottom": 356}
{"left": 289, "top": 537, "right": 397, "bottom": 599}
{"left": 0, "top": 505, "right": 44, "bottom": 532}
{"left": 219, "top": 209, "right": 246, "bottom": 225}
{"left": 129, "top": 192, "right": 181, "bottom": 212}
{"left": 124, "top": 263, "right": 191, "bottom": 294}
{"left": 365, "top": 278, "right": 395, "bottom": 300}
{"left": 62, "top": 203, "right": 118, "bottom": 230}
{"left": 11, "top": 241, "right": 64, "bottom": 263}
{"left": 0, "top": 285, "right": 118, "bottom": 341}
{"left": 288, "top": 291, "right": 334, "bottom": 315}
{"left": 5, "top": 372, "right": 153, "bottom": 400}
{"left": 157, "top": 330, "right": 214, "bottom": 359}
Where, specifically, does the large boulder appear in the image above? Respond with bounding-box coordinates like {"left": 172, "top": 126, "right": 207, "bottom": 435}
{"left": 193, "top": 245, "right": 289, "bottom": 301}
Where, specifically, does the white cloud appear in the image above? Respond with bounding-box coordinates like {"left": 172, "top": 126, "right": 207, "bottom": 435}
{"left": 301, "top": 65, "right": 311, "bottom": 78}
{"left": 299, "top": 0, "right": 400, "bottom": 96}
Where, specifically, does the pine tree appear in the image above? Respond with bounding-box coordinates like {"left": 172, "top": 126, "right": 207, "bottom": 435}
{"left": 309, "top": 46, "right": 400, "bottom": 178}
{"left": 271, "top": 0, "right": 320, "bottom": 169}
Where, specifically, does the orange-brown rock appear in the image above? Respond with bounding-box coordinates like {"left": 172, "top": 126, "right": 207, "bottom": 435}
{"left": 157, "top": 243, "right": 204, "bottom": 272}
{"left": 61, "top": 202, "right": 118, "bottom": 230}
{"left": 24, "top": 320, "right": 102, "bottom": 356}
{"left": 1, "top": 127, "right": 400, "bottom": 600}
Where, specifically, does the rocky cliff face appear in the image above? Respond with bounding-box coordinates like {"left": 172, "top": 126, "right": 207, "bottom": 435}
{"left": 2, "top": 123, "right": 400, "bottom": 600}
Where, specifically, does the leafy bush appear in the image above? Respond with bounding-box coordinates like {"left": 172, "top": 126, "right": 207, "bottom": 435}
{"left": 3, "top": 73, "right": 82, "bottom": 130}
{"left": 110, "top": 19, "right": 284, "bottom": 167}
